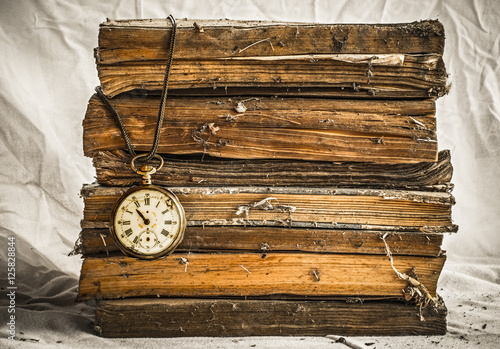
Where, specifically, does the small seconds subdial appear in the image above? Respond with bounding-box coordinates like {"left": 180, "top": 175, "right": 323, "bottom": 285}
{"left": 111, "top": 186, "right": 186, "bottom": 259}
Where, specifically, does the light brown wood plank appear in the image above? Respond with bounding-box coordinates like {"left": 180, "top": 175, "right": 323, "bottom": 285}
{"left": 80, "top": 185, "right": 454, "bottom": 231}
{"left": 94, "top": 298, "right": 448, "bottom": 337}
{"left": 78, "top": 253, "right": 446, "bottom": 300}
{"left": 83, "top": 94, "right": 438, "bottom": 163}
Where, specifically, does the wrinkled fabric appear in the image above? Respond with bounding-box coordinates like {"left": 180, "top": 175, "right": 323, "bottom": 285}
{"left": 0, "top": 0, "right": 499, "bottom": 347}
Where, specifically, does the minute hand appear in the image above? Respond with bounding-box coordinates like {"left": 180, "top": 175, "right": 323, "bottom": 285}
{"left": 136, "top": 209, "right": 150, "bottom": 225}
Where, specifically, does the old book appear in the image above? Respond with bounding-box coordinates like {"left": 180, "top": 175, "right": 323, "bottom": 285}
{"left": 92, "top": 149, "right": 453, "bottom": 188}
{"left": 78, "top": 226, "right": 445, "bottom": 257}
{"left": 94, "top": 298, "right": 447, "bottom": 337}
{"left": 80, "top": 184, "right": 456, "bottom": 232}
{"left": 77, "top": 252, "right": 446, "bottom": 300}
{"left": 96, "top": 19, "right": 448, "bottom": 98}
{"left": 98, "top": 19, "right": 446, "bottom": 60}
{"left": 84, "top": 94, "right": 439, "bottom": 163}
{"left": 80, "top": 17, "right": 453, "bottom": 339}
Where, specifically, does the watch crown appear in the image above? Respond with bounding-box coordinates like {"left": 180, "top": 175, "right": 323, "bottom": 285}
{"left": 141, "top": 165, "right": 154, "bottom": 172}
{"left": 130, "top": 154, "right": 163, "bottom": 186}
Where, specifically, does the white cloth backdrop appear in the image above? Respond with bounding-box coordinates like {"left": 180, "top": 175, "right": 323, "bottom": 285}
{"left": 1, "top": 0, "right": 499, "bottom": 348}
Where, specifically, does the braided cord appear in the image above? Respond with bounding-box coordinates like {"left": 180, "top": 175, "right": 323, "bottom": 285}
{"left": 95, "top": 15, "right": 177, "bottom": 162}
{"left": 145, "top": 14, "right": 177, "bottom": 161}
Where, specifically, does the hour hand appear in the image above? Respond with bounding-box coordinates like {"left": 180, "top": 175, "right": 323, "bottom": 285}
{"left": 136, "top": 209, "right": 150, "bottom": 225}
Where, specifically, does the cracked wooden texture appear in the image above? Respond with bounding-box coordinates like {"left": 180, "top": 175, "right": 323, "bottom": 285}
{"left": 91, "top": 149, "right": 453, "bottom": 188}
{"left": 94, "top": 298, "right": 447, "bottom": 337}
{"left": 96, "top": 19, "right": 447, "bottom": 98}
{"left": 78, "top": 253, "right": 446, "bottom": 300}
{"left": 83, "top": 94, "right": 438, "bottom": 163}
{"left": 80, "top": 184, "right": 454, "bottom": 231}
{"left": 78, "top": 226, "right": 445, "bottom": 257}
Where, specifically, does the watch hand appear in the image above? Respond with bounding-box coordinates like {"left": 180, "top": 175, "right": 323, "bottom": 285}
{"left": 136, "top": 209, "right": 150, "bottom": 225}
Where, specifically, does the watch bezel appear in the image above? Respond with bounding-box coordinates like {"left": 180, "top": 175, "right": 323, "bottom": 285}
{"left": 110, "top": 185, "right": 186, "bottom": 260}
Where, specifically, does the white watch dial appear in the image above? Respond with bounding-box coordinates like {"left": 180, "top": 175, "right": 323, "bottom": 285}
{"left": 111, "top": 186, "right": 186, "bottom": 259}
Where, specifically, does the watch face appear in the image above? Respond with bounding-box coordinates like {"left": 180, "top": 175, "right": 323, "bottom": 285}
{"left": 110, "top": 186, "right": 186, "bottom": 259}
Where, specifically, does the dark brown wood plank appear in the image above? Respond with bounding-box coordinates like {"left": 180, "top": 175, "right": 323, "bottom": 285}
{"left": 97, "top": 19, "right": 445, "bottom": 62}
{"left": 153, "top": 85, "right": 446, "bottom": 99}
{"left": 91, "top": 149, "right": 453, "bottom": 188}
{"left": 94, "top": 298, "right": 447, "bottom": 337}
{"left": 78, "top": 253, "right": 446, "bottom": 300}
{"left": 78, "top": 227, "right": 445, "bottom": 257}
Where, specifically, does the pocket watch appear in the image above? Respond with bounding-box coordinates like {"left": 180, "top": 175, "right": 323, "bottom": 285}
{"left": 96, "top": 15, "right": 180, "bottom": 260}
{"left": 110, "top": 155, "right": 186, "bottom": 259}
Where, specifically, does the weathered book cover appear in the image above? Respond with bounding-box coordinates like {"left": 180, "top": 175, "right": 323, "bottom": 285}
{"left": 96, "top": 19, "right": 448, "bottom": 98}
{"left": 80, "top": 185, "right": 456, "bottom": 232}
{"left": 78, "top": 252, "right": 446, "bottom": 300}
{"left": 83, "top": 94, "right": 440, "bottom": 163}
{"left": 91, "top": 149, "right": 453, "bottom": 188}
{"left": 94, "top": 298, "right": 447, "bottom": 337}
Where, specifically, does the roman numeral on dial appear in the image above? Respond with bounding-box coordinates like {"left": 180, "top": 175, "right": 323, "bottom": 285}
{"left": 165, "top": 199, "right": 173, "bottom": 209}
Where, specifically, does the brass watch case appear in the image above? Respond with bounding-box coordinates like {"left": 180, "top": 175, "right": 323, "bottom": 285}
{"left": 110, "top": 185, "right": 186, "bottom": 260}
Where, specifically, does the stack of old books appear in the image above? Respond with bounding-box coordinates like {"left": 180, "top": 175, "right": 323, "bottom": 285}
{"left": 76, "top": 18, "right": 456, "bottom": 337}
